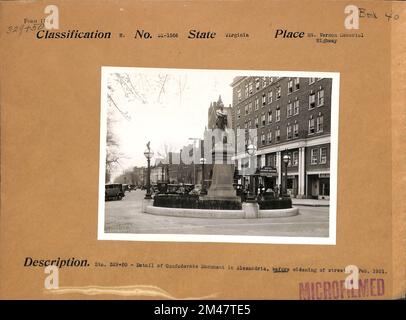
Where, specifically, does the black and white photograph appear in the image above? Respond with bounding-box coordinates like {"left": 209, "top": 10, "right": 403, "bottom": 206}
{"left": 98, "top": 67, "right": 339, "bottom": 244}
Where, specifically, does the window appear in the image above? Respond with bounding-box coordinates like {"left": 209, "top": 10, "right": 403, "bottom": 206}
{"left": 255, "top": 117, "right": 259, "bottom": 128}
{"left": 245, "top": 84, "right": 249, "bottom": 97}
{"left": 255, "top": 98, "right": 259, "bottom": 110}
{"left": 275, "top": 128, "right": 280, "bottom": 142}
{"left": 293, "top": 100, "right": 299, "bottom": 115}
{"left": 248, "top": 102, "right": 253, "bottom": 113}
{"left": 237, "top": 89, "right": 242, "bottom": 101}
{"left": 292, "top": 151, "right": 299, "bottom": 166}
{"left": 287, "top": 102, "right": 293, "bottom": 117}
{"left": 262, "top": 93, "right": 266, "bottom": 105}
{"left": 268, "top": 91, "right": 273, "bottom": 104}
{"left": 249, "top": 82, "right": 253, "bottom": 95}
{"left": 255, "top": 78, "right": 260, "bottom": 90}
{"left": 261, "top": 114, "right": 266, "bottom": 126}
{"left": 245, "top": 105, "right": 249, "bottom": 115}
{"left": 288, "top": 79, "right": 293, "bottom": 93}
{"left": 308, "top": 116, "right": 315, "bottom": 134}
{"left": 311, "top": 149, "right": 318, "bottom": 164}
{"left": 276, "top": 86, "right": 281, "bottom": 100}
{"left": 269, "top": 153, "right": 276, "bottom": 167}
{"left": 317, "top": 89, "right": 325, "bottom": 107}
{"left": 309, "top": 78, "right": 316, "bottom": 85}
{"left": 268, "top": 110, "right": 272, "bottom": 123}
{"left": 293, "top": 123, "right": 299, "bottom": 138}
{"left": 244, "top": 121, "right": 248, "bottom": 129}
{"left": 261, "top": 133, "right": 266, "bottom": 145}
{"left": 294, "top": 77, "right": 300, "bottom": 91}
{"left": 263, "top": 77, "right": 267, "bottom": 88}
{"left": 320, "top": 147, "right": 328, "bottom": 164}
{"left": 276, "top": 106, "right": 280, "bottom": 122}
{"left": 287, "top": 124, "right": 293, "bottom": 140}
{"left": 309, "top": 92, "right": 316, "bottom": 109}
{"left": 237, "top": 108, "right": 241, "bottom": 119}
{"left": 248, "top": 120, "right": 252, "bottom": 128}
{"left": 317, "top": 114, "right": 324, "bottom": 133}
{"left": 267, "top": 131, "right": 272, "bottom": 143}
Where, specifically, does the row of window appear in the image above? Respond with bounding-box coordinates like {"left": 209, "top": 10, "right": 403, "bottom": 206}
{"left": 237, "top": 88, "right": 325, "bottom": 119}
{"left": 263, "top": 147, "right": 328, "bottom": 168}
{"left": 311, "top": 147, "right": 328, "bottom": 165}
{"left": 236, "top": 77, "right": 323, "bottom": 102}
{"left": 239, "top": 113, "right": 325, "bottom": 142}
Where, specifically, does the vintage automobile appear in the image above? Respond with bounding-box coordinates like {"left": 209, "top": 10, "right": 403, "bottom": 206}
{"left": 105, "top": 184, "right": 125, "bottom": 200}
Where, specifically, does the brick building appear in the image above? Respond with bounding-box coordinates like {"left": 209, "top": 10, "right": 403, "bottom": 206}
{"left": 231, "top": 76, "right": 332, "bottom": 199}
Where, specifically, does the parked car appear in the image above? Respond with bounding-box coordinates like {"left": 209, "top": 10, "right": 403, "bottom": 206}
{"left": 105, "top": 184, "right": 125, "bottom": 201}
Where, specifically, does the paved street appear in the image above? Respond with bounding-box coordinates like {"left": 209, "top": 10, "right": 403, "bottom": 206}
{"left": 104, "top": 189, "right": 329, "bottom": 237}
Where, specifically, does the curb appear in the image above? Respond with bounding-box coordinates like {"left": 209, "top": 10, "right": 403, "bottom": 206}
{"left": 145, "top": 205, "right": 299, "bottom": 219}
{"left": 292, "top": 203, "right": 330, "bottom": 207}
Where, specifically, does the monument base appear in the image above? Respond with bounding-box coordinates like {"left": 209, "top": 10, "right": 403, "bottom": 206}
{"left": 206, "top": 162, "right": 239, "bottom": 201}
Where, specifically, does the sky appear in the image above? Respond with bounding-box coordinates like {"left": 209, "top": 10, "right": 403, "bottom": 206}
{"left": 107, "top": 69, "right": 235, "bottom": 179}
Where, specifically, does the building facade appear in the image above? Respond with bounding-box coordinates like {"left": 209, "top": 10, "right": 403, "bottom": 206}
{"left": 231, "top": 76, "right": 332, "bottom": 199}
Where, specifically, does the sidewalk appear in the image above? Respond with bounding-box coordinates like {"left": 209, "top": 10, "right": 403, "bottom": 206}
{"left": 291, "top": 198, "right": 330, "bottom": 207}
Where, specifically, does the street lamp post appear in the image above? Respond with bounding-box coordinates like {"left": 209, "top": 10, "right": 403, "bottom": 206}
{"left": 200, "top": 157, "right": 207, "bottom": 195}
{"left": 144, "top": 144, "right": 154, "bottom": 199}
{"left": 282, "top": 152, "right": 291, "bottom": 197}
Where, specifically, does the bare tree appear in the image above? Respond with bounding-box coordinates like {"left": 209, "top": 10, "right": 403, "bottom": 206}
{"left": 105, "top": 73, "right": 188, "bottom": 182}
{"left": 105, "top": 110, "right": 123, "bottom": 183}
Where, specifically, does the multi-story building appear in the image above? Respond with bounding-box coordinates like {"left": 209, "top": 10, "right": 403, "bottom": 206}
{"left": 231, "top": 76, "right": 332, "bottom": 199}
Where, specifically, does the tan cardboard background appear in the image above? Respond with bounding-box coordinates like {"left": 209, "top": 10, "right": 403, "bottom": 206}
{"left": 0, "top": 0, "right": 404, "bottom": 299}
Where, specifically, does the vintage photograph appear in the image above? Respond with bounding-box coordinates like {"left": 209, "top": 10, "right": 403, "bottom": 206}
{"left": 98, "top": 67, "right": 339, "bottom": 244}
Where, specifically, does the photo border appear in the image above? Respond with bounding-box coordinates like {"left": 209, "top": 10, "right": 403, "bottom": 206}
{"left": 97, "top": 67, "right": 340, "bottom": 245}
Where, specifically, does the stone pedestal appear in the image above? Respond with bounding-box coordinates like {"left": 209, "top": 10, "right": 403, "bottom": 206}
{"left": 205, "top": 142, "right": 240, "bottom": 202}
